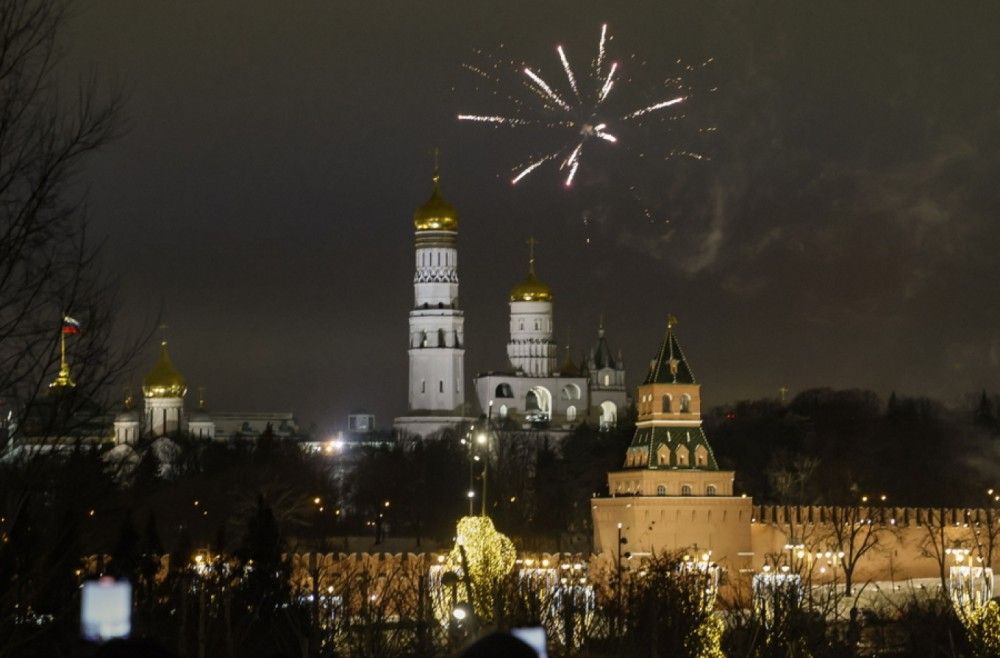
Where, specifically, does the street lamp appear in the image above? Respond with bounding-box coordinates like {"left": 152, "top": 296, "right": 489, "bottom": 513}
{"left": 479, "top": 400, "right": 495, "bottom": 516}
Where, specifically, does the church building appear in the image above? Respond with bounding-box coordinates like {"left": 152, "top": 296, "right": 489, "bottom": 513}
{"left": 472, "top": 243, "right": 628, "bottom": 431}
{"left": 112, "top": 339, "right": 299, "bottom": 444}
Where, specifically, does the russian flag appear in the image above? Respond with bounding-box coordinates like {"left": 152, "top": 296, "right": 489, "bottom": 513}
{"left": 62, "top": 316, "right": 81, "bottom": 335}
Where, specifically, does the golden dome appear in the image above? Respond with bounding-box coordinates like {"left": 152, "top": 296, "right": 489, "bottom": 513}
{"left": 510, "top": 272, "right": 553, "bottom": 302}
{"left": 413, "top": 172, "right": 458, "bottom": 232}
{"left": 510, "top": 237, "right": 553, "bottom": 302}
{"left": 143, "top": 341, "right": 187, "bottom": 398}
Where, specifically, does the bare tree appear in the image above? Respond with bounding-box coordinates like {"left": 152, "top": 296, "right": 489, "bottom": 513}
{"left": 0, "top": 0, "right": 137, "bottom": 440}
{"left": 826, "top": 505, "right": 884, "bottom": 596}
{"left": 0, "top": 2, "right": 141, "bottom": 653}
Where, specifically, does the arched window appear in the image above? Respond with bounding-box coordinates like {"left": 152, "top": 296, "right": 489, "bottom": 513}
{"left": 695, "top": 445, "right": 708, "bottom": 467}
{"left": 438, "top": 328, "right": 445, "bottom": 346}
{"left": 421, "top": 380, "right": 426, "bottom": 393}
{"left": 526, "top": 391, "right": 539, "bottom": 411}
{"left": 661, "top": 394, "right": 672, "bottom": 413}
{"left": 603, "top": 374, "right": 610, "bottom": 386}
{"left": 534, "top": 320, "right": 539, "bottom": 330}
{"left": 495, "top": 383, "right": 514, "bottom": 398}
{"left": 680, "top": 393, "right": 691, "bottom": 413}
{"left": 566, "top": 405, "right": 577, "bottom": 422}
{"left": 560, "top": 383, "right": 581, "bottom": 400}
{"left": 706, "top": 484, "right": 717, "bottom": 496}
{"left": 519, "top": 321, "right": 524, "bottom": 331}
{"left": 439, "top": 380, "right": 444, "bottom": 393}
{"left": 499, "top": 404, "right": 508, "bottom": 418}
{"left": 656, "top": 485, "right": 667, "bottom": 496}
{"left": 600, "top": 401, "right": 618, "bottom": 429}
{"left": 419, "top": 331, "right": 427, "bottom": 348}
{"left": 675, "top": 445, "right": 689, "bottom": 466}
{"left": 681, "top": 484, "right": 693, "bottom": 496}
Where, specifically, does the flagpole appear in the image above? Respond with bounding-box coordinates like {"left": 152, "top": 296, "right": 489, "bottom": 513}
{"left": 60, "top": 328, "right": 67, "bottom": 373}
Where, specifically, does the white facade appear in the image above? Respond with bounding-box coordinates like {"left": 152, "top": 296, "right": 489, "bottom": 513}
{"left": 113, "top": 410, "right": 141, "bottom": 445}
{"left": 473, "top": 265, "right": 629, "bottom": 431}
{"left": 475, "top": 373, "right": 591, "bottom": 429}
{"left": 407, "top": 230, "right": 465, "bottom": 413}
{"left": 507, "top": 300, "right": 557, "bottom": 376}
{"left": 144, "top": 396, "right": 183, "bottom": 436}
{"left": 394, "top": 171, "right": 471, "bottom": 438}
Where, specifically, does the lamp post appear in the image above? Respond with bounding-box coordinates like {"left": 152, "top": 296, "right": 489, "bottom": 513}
{"left": 463, "top": 429, "right": 475, "bottom": 516}
{"left": 479, "top": 400, "right": 493, "bottom": 516}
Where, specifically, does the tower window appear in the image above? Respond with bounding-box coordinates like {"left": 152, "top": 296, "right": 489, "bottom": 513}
{"left": 656, "top": 485, "right": 667, "bottom": 496}
{"left": 681, "top": 394, "right": 691, "bottom": 413}
{"left": 681, "top": 484, "right": 692, "bottom": 496}
{"left": 439, "top": 380, "right": 444, "bottom": 393}
{"left": 421, "top": 380, "right": 426, "bottom": 393}
{"left": 661, "top": 394, "right": 672, "bottom": 413}
{"left": 706, "top": 484, "right": 717, "bottom": 496}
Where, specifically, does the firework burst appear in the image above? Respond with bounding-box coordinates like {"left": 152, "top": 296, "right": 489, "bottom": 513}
{"left": 458, "top": 24, "right": 693, "bottom": 187}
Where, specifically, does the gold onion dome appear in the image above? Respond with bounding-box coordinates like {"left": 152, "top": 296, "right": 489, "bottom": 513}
{"left": 413, "top": 172, "right": 458, "bottom": 232}
{"left": 510, "top": 238, "right": 553, "bottom": 302}
{"left": 143, "top": 341, "right": 187, "bottom": 398}
{"left": 510, "top": 272, "right": 553, "bottom": 302}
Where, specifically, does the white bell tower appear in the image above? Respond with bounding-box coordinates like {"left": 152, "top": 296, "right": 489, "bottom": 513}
{"left": 395, "top": 160, "right": 467, "bottom": 438}
{"left": 507, "top": 238, "right": 557, "bottom": 376}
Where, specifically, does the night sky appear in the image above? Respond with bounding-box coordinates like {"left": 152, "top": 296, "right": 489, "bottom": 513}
{"left": 65, "top": 1, "right": 1000, "bottom": 433}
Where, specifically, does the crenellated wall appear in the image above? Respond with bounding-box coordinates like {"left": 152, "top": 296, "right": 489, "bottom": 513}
{"left": 750, "top": 505, "right": 999, "bottom": 582}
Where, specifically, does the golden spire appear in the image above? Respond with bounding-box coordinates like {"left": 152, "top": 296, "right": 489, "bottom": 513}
{"left": 667, "top": 314, "right": 678, "bottom": 330}
{"left": 527, "top": 236, "right": 538, "bottom": 275}
{"left": 49, "top": 326, "right": 75, "bottom": 389}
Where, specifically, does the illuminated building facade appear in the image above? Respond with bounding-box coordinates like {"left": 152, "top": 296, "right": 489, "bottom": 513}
{"left": 394, "top": 166, "right": 471, "bottom": 437}
{"left": 591, "top": 317, "right": 753, "bottom": 568}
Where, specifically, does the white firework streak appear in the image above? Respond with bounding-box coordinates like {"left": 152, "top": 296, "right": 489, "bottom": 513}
{"left": 511, "top": 153, "right": 557, "bottom": 185}
{"left": 560, "top": 142, "right": 583, "bottom": 186}
{"left": 561, "top": 143, "right": 582, "bottom": 170}
{"left": 595, "top": 23, "right": 608, "bottom": 75}
{"left": 557, "top": 45, "right": 580, "bottom": 99}
{"left": 457, "top": 114, "right": 532, "bottom": 126}
{"left": 622, "top": 96, "right": 686, "bottom": 120}
{"left": 523, "top": 67, "right": 571, "bottom": 111}
{"left": 564, "top": 160, "right": 580, "bottom": 186}
{"left": 593, "top": 123, "right": 618, "bottom": 142}
{"left": 598, "top": 62, "right": 618, "bottom": 103}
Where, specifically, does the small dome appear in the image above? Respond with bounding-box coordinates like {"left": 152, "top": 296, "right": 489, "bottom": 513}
{"left": 413, "top": 173, "right": 458, "bottom": 232}
{"left": 510, "top": 272, "right": 553, "bottom": 302}
{"left": 143, "top": 341, "right": 187, "bottom": 398}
